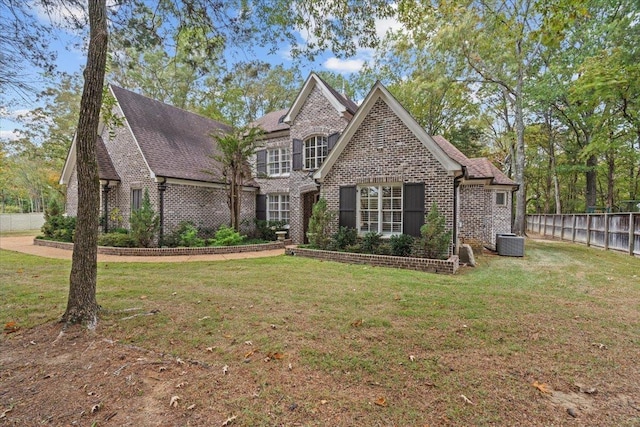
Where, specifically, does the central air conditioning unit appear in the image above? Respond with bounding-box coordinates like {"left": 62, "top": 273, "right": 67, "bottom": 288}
{"left": 496, "top": 233, "right": 525, "bottom": 257}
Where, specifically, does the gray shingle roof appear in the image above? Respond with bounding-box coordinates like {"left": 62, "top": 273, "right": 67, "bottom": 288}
{"left": 251, "top": 108, "right": 290, "bottom": 133}
{"left": 96, "top": 135, "right": 120, "bottom": 182}
{"left": 316, "top": 74, "right": 359, "bottom": 115}
{"left": 110, "top": 85, "right": 231, "bottom": 183}
{"left": 432, "top": 135, "right": 516, "bottom": 186}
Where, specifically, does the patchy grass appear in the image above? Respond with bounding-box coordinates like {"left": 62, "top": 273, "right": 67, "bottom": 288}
{"left": 1, "top": 240, "right": 639, "bottom": 426}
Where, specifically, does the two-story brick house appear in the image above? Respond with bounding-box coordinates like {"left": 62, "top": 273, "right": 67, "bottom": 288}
{"left": 254, "top": 75, "right": 517, "bottom": 251}
{"left": 61, "top": 73, "right": 517, "bottom": 252}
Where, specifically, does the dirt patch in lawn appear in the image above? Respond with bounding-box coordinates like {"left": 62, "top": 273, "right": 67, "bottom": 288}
{"left": 2, "top": 320, "right": 639, "bottom": 426}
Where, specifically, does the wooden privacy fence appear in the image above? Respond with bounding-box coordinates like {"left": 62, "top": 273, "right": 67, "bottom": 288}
{"left": 526, "top": 213, "right": 640, "bottom": 257}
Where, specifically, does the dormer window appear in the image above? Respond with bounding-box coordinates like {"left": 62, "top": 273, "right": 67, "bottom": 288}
{"left": 304, "top": 135, "right": 328, "bottom": 170}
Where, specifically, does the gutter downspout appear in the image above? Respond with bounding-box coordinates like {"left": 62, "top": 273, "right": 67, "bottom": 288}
{"left": 157, "top": 177, "right": 167, "bottom": 247}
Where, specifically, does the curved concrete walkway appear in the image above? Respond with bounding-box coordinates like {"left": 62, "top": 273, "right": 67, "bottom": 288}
{"left": 0, "top": 235, "right": 284, "bottom": 263}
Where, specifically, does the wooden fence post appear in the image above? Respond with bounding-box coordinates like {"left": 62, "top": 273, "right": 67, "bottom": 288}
{"left": 604, "top": 212, "right": 609, "bottom": 250}
{"left": 630, "top": 213, "right": 635, "bottom": 256}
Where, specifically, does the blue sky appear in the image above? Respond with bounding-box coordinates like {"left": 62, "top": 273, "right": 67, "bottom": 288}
{"left": 0, "top": 2, "right": 402, "bottom": 142}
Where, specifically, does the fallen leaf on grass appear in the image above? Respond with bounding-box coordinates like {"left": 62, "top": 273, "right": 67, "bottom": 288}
{"left": 244, "top": 350, "right": 255, "bottom": 358}
{"left": 351, "top": 319, "right": 363, "bottom": 328}
{"left": 222, "top": 365, "right": 229, "bottom": 375}
{"left": 461, "top": 394, "right": 475, "bottom": 405}
{"left": 187, "top": 404, "right": 196, "bottom": 410}
{"left": 91, "top": 403, "right": 101, "bottom": 413}
{"left": 264, "top": 352, "right": 284, "bottom": 361}
{"left": 4, "top": 322, "right": 18, "bottom": 334}
{"left": 374, "top": 397, "right": 387, "bottom": 407}
{"left": 222, "top": 415, "right": 237, "bottom": 426}
{"left": 0, "top": 407, "right": 13, "bottom": 419}
{"left": 170, "top": 395, "right": 180, "bottom": 408}
{"left": 532, "top": 380, "right": 553, "bottom": 394}
{"left": 409, "top": 355, "right": 416, "bottom": 362}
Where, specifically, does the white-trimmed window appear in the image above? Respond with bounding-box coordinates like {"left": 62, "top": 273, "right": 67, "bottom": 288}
{"left": 267, "top": 194, "right": 290, "bottom": 223}
{"left": 267, "top": 148, "right": 291, "bottom": 176}
{"left": 304, "top": 135, "right": 328, "bottom": 170}
{"left": 495, "top": 191, "right": 507, "bottom": 206}
{"left": 358, "top": 184, "right": 403, "bottom": 235}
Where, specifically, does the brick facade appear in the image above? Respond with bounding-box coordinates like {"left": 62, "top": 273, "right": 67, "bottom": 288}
{"left": 320, "top": 97, "right": 456, "bottom": 254}
{"left": 66, "top": 107, "right": 256, "bottom": 241}
{"left": 459, "top": 185, "right": 513, "bottom": 250}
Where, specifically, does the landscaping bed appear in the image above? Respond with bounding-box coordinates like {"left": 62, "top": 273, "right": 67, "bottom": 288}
{"left": 34, "top": 237, "right": 288, "bottom": 256}
{"left": 286, "top": 246, "right": 459, "bottom": 274}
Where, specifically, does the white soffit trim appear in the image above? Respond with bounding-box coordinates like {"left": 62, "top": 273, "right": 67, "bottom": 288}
{"left": 314, "top": 82, "right": 462, "bottom": 181}
{"left": 59, "top": 133, "right": 77, "bottom": 185}
{"left": 283, "top": 73, "right": 346, "bottom": 124}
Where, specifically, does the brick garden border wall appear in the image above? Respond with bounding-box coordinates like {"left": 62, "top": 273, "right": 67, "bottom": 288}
{"left": 34, "top": 238, "right": 288, "bottom": 256}
{"left": 285, "top": 247, "right": 459, "bottom": 274}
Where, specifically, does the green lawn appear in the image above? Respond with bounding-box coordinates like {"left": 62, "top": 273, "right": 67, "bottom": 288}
{"left": 1, "top": 240, "right": 639, "bottom": 425}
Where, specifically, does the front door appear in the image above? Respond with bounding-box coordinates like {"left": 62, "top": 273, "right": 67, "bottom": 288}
{"left": 302, "top": 191, "right": 320, "bottom": 244}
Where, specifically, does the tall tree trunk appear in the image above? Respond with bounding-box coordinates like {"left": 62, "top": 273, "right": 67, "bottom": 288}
{"left": 585, "top": 153, "right": 598, "bottom": 210}
{"left": 513, "top": 61, "right": 526, "bottom": 235}
{"left": 606, "top": 149, "right": 615, "bottom": 210}
{"left": 62, "top": 0, "right": 108, "bottom": 326}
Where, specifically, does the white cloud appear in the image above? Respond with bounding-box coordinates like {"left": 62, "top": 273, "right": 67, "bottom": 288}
{"left": 323, "top": 57, "right": 365, "bottom": 73}
{"left": 0, "top": 129, "right": 22, "bottom": 142}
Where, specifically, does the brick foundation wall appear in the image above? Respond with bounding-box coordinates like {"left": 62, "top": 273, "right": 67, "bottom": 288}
{"left": 285, "top": 247, "right": 459, "bottom": 274}
{"left": 34, "top": 238, "right": 284, "bottom": 256}
{"left": 320, "top": 97, "right": 455, "bottom": 254}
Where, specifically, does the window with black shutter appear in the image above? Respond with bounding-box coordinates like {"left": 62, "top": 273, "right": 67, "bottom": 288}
{"left": 256, "top": 150, "right": 267, "bottom": 176}
{"left": 339, "top": 186, "right": 356, "bottom": 229}
{"left": 327, "top": 132, "right": 340, "bottom": 152}
{"left": 256, "top": 194, "right": 267, "bottom": 221}
{"left": 403, "top": 183, "right": 425, "bottom": 237}
{"left": 292, "top": 138, "right": 303, "bottom": 170}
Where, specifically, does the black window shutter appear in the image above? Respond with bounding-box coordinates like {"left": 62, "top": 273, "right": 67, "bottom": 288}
{"left": 256, "top": 194, "right": 267, "bottom": 221}
{"left": 256, "top": 150, "right": 267, "bottom": 176}
{"left": 327, "top": 132, "right": 340, "bottom": 152}
{"left": 339, "top": 186, "right": 357, "bottom": 229}
{"left": 403, "top": 183, "right": 425, "bottom": 237}
{"left": 292, "top": 139, "right": 303, "bottom": 170}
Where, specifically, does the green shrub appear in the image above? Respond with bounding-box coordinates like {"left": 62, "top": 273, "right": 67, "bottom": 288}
{"left": 331, "top": 226, "right": 358, "bottom": 250}
{"left": 307, "top": 198, "right": 335, "bottom": 250}
{"left": 212, "top": 225, "right": 245, "bottom": 246}
{"left": 377, "top": 242, "right": 392, "bottom": 255}
{"left": 361, "top": 231, "right": 382, "bottom": 254}
{"left": 98, "top": 232, "right": 137, "bottom": 247}
{"left": 130, "top": 189, "right": 159, "bottom": 248}
{"left": 41, "top": 200, "right": 76, "bottom": 243}
{"left": 178, "top": 222, "right": 205, "bottom": 247}
{"left": 390, "top": 234, "right": 415, "bottom": 257}
{"left": 413, "top": 202, "right": 452, "bottom": 259}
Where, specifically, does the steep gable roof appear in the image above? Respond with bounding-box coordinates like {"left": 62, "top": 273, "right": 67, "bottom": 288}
{"left": 283, "top": 73, "right": 358, "bottom": 124}
{"left": 96, "top": 135, "right": 120, "bottom": 182}
{"left": 432, "top": 135, "right": 517, "bottom": 187}
{"left": 314, "top": 81, "right": 463, "bottom": 181}
{"left": 110, "top": 85, "right": 231, "bottom": 183}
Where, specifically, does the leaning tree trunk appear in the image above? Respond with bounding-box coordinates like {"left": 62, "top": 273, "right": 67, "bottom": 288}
{"left": 62, "top": 0, "right": 108, "bottom": 326}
